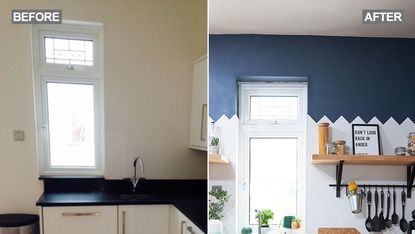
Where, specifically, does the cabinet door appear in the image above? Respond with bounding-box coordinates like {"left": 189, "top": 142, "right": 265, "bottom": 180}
{"left": 42, "top": 206, "right": 117, "bottom": 234}
{"left": 189, "top": 56, "right": 207, "bottom": 151}
{"left": 169, "top": 206, "right": 205, "bottom": 234}
{"left": 119, "top": 205, "right": 169, "bottom": 234}
{"left": 169, "top": 205, "right": 181, "bottom": 234}
{"left": 185, "top": 222, "right": 204, "bottom": 234}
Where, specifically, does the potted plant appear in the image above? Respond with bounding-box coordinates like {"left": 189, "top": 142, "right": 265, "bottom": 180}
{"left": 255, "top": 209, "right": 274, "bottom": 227}
{"left": 241, "top": 227, "right": 253, "bottom": 234}
{"left": 209, "top": 189, "right": 230, "bottom": 220}
{"left": 209, "top": 189, "right": 231, "bottom": 233}
{"left": 210, "top": 137, "right": 220, "bottom": 154}
{"left": 291, "top": 217, "right": 301, "bottom": 229}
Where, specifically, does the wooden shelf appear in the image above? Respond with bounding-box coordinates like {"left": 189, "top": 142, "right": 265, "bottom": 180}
{"left": 312, "top": 154, "right": 415, "bottom": 165}
{"left": 209, "top": 154, "right": 229, "bottom": 164}
{"left": 312, "top": 154, "right": 415, "bottom": 198}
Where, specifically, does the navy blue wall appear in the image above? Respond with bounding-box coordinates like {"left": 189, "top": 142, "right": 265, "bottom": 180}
{"left": 209, "top": 35, "right": 415, "bottom": 123}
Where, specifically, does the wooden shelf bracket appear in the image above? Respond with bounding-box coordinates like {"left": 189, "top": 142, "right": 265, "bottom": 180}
{"left": 331, "top": 161, "right": 415, "bottom": 198}
{"left": 313, "top": 155, "right": 415, "bottom": 198}
{"left": 335, "top": 160, "right": 344, "bottom": 198}
{"left": 407, "top": 163, "right": 415, "bottom": 198}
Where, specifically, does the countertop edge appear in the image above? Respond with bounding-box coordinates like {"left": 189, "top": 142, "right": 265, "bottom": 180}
{"left": 36, "top": 193, "right": 206, "bottom": 232}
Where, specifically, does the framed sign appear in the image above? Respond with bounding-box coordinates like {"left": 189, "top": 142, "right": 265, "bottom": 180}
{"left": 352, "top": 124, "right": 381, "bottom": 155}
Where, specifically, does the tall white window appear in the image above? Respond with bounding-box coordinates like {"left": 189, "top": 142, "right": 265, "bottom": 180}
{"left": 32, "top": 21, "right": 104, "bottom": 176}
{"left": 239, "top": 83, "right": 307, "bottom": 228}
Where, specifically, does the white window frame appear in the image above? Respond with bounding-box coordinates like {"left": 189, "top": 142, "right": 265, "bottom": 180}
{"left": 32, "top": 20, "right": 105, "bottom": 177}
{"left": 238, "top": 83, "right": 307, "bottom": 229}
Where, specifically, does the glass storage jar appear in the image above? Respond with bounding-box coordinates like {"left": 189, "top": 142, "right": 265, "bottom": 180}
{"left": 335, "top": 140, "right": 346, "bottom": 155}
{"left": 408, "top": 132, "right": 415, "bottom": 156}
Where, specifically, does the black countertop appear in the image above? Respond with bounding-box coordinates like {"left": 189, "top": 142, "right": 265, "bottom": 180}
{"left": 36, "top": 179, "right": 207, "bottom": 232}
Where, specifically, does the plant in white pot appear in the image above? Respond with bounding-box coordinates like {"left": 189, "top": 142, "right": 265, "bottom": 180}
{"left": 209, "top": 189, "right": 230, "bottom": 234}
{"left": 210, "top": 137, "right": 220, "bottom": 154}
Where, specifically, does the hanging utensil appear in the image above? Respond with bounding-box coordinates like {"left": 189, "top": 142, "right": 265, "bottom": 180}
{"left": 385, "top": 188, "right": 392, "bottom": 228}
{"left": 400, "top": 190, "right": 408, "bottom": 232}
{"left": 391, "top": 187, "right": 399, "bottom": 225}
{"left": 379, "top": 188, "right": 385, "bottom": 230}
{"left": 372, "top": 189, "right": 381, "bottom": 231}
{"left": 365, "top": 189, "right": 373, "bottom": 232}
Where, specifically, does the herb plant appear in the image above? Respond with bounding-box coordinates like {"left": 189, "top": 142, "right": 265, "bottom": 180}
{"left": 210, "top": 137, "right": 220, "bottom": 146}
{"left": 255, "top": 209, "right": 274, "bottom": 227}
{"left": 209, "top": 189, "right": 230, "bottom": 220}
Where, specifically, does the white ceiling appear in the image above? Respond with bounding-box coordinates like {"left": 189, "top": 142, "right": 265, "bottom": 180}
{"left": 209, "top": 0, "right": 415, "bottom": 37}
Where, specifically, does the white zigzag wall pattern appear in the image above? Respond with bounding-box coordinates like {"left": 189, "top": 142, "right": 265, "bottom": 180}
{"left": 209, "top": 114, "right": 415, "bottom": 234}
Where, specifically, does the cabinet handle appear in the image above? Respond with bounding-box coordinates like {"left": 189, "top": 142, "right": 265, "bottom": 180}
{"left": 180, "top": 221, "right": 186, "bottom": 234}
{"left": 200, "top": 104, "right": 207, "bottom": 141}
{"left": 122, "top": 211, "right": 126, "bottom": 234}
{"left": 62, "top": 212, "right": 101, "bottom": 216}
{"left": 187, "top": 226, "right": 196, "bottom": 234}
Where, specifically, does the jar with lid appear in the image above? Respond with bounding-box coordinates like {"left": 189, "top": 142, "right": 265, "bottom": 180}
{"left": 318, "top": 123, "right": 330, "bottom": 155}
{"left": 335, "top": 140, "right": 346, "bottom": 155}
{"left": 326, "top": 142, "right": 337, "bottom": 155}
{"left": 408, "top": 132, "right": 415, "bottom": 156}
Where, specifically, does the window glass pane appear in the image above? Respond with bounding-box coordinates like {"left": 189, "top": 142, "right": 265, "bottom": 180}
{"left": 45, "top": 38, "right": 54, "bottom": 58}
{"left": 249, "top": 138, "right": 297, "bottom": 225}
{"left": 85, "top": 41, "right": 93, "bottom": 61}
{"left": 44, "top": 37, "right": 94, "bottom": 66}
{"left": 250, "top": 96, "right": 298, "bottom": 120}
{"left": 47, "top": 83, "right": 95, "bottom": 167}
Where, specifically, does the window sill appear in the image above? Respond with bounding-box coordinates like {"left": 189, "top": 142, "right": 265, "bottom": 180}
{"left": 38, "top": 175, "right": 105, "bottom": 180}
{"left": 250, "top": 226, "right": 306, "bottom": 234}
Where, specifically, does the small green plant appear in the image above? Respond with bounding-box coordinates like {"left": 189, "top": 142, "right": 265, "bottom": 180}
{"left": 292, "top": 217, "right": 301, "bottom": 223}
{"left": 209, "top": 189, "right": 230, "bottom": 220}
{"left": 291, "top": 217, "right": 302, "bottom": 229}
{"left": 255, "top": 209, "right": 274, "bottom": 227}
{"left": 210, "top": 137, "right": 220, "bottom": 146}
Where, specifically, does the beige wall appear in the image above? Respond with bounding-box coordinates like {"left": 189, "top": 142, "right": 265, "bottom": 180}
{"left": 0, "top": 0, "right": 207, "bottom": 214}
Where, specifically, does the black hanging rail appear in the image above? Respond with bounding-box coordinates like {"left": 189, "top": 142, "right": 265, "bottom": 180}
{"left": 328, "top": 159, "right": 415, "bottom": 198}
{"left": 329, "top": 184, "right": 412, "bottom": 197}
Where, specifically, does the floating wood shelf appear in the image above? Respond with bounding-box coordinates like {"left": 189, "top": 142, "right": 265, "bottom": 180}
{"left": 312, "top": 154, "right": 415, "bottom": 198}
{"left": 312, "top": 154, "right": 415, "bottom": 165}
{"left": 209, "top": 154, "right": 229, "bottom": 164}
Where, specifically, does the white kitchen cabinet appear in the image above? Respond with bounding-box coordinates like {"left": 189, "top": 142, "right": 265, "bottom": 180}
{"left": 189, "top": 55, "right": 207, "bottom": 151}
{"left": 119, "top": 205, "right": 170, "bottom": 234}
{"left": 170, "top": 205, "right": 204, "bottom": 234}
{"left": 42, "top": 206, "right": 117, "bottom": 234}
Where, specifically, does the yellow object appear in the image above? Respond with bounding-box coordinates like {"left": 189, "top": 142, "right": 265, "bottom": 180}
{"left": 347, "top": 180, "right": 358, "bottom": 194}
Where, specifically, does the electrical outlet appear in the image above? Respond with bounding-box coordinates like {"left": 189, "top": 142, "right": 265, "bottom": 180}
{"left": 212, "top": 185, "right": 222, "bottom": 192}
{"left": 13, "top": 130, "right": 25, "bottom": 141}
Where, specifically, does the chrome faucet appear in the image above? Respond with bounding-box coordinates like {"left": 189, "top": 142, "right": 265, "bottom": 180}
{"left": 131, "top": 157, "right": 144, "bottom": 191}
{"left": 255, "top": 209, "right": 262, "bottom": 234}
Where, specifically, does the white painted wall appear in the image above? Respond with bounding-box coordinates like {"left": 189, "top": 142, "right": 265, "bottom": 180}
{"left": 209, "top": 114, "right": 415, "bottom": 233}
{"left": 306, "top": 116, "right": 415, "bottom": 233}
{"left": 0, "top": 0, "right": 207, "bottom": 214}
{"left": 209, "top": 115, "right": 239, "bottom": 234}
